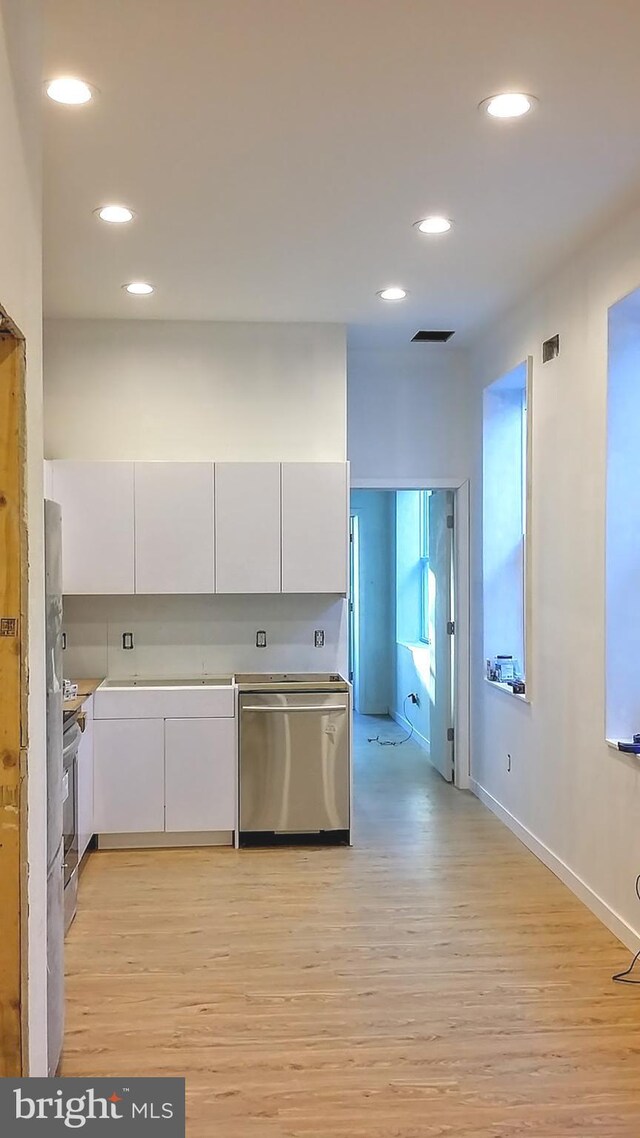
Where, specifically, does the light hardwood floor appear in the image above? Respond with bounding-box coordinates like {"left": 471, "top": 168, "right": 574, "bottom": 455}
{"left": 63, "top": 716, "right": 640, "bottom": 1136}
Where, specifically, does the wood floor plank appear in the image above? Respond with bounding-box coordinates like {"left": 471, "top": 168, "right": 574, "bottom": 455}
{"left": 63, "top": 716, "right": 640, "bottom": 1136}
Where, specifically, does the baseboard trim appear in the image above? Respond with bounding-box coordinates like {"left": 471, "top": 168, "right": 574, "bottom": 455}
{"left": 97, "top": 830, "right": 234, "bottom": 850}
{"left": 470, "top": 778, "right": 640, "bottom": 954}
{"left": 391, "top": 710, "right": 430, "bottom": 754}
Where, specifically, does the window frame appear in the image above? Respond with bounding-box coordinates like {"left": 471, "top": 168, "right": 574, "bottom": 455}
{"left": 482, "top": 357, "right": 532, "bottom": 692}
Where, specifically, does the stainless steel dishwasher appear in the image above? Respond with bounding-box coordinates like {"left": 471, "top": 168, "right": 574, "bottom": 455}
{"left": 237, "top": 674, "right": 350, "bottom": 845}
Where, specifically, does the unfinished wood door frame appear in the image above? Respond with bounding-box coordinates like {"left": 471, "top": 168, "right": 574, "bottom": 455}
{"left": 0, "top": 310, "right": 28, "bottom": 1076}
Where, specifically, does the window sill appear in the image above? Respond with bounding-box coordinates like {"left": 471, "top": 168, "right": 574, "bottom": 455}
{"left": 484, "top": 677, "right": 530, "bottom": 704}
{"left": 397, "top": 640, "right": 430, "bottom": 651}
{"left": 606, "top": 737, "right": 640, "bottom": 757}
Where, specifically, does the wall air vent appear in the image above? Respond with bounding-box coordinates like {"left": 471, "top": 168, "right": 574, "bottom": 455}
{"left": 542, "top": 333, "right": 560, "bottom": 362}
{"left": 411, "top": 330, "right": 455, "bottom": 343}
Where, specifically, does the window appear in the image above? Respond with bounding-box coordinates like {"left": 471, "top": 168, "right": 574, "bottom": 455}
{"left": 419, "top": 490, "right": 431, "bottom": 643}
{"left": 606, "top": 289, "right": 640, "bottom": 742}
{"left": 483, "top": 360, "right": 530, "bottom": 688}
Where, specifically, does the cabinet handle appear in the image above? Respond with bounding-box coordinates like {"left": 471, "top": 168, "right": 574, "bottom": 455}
{"left": 242, "top": 705, "right": 348, "bottom": 713}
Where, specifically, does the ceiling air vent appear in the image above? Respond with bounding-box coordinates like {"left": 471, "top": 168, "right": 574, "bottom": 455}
{"left": 411, "top": 330, "right": 455, "bottom": 343}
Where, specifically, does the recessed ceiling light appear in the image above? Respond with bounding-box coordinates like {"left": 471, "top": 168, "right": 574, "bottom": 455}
{"left": 377, "top": 287, "right": 407, "bottom": 302}
{"left": 45, "top": 77, "right": 94, "bottom": 105}
{"left": 414, "top": 216, "right": 453, "bottom": 235}
{"left": 481, "top": 92, "right": 537, "bottom": 119}
{"left": 123, "top": 281, "right": 154, "bottom": 295}
{"left": 95, "top": 205, "right": 135, "bottom": 225}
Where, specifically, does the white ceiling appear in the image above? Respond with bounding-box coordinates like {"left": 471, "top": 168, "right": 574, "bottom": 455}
{"left": 44, "top": 0, "right": 640, "bottom": 343}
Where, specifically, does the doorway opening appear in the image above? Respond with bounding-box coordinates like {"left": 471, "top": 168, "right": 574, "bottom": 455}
{"left": 349, "top": 481, "right": 469, "bottom": 789}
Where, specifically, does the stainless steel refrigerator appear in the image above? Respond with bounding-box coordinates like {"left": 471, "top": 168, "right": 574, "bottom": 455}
{"left": 45, "top": 499, "right": 65, "bottom": 1075}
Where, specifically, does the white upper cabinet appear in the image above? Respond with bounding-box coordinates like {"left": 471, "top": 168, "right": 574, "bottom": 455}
{"left": 52, "top": 461, "right": 135, "bottom": 594}
{"left": 51, "top": 459, "right": 348, "bottom": 596}
{"left": 215, "top": 463, "right": 281, "bottom": 593}
{"left": 281, "top": 463, "right": 348, "bottom": 593}
{"left": 135, "top": 462, "right": 215, "bottom": 594}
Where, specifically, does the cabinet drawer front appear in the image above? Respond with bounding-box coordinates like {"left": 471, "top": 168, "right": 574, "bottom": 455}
{"left": 94, "top": 718, "right": 165, "bottom": 834}
{"left": 94, "top": 686, "right": 235, "bottom": 720}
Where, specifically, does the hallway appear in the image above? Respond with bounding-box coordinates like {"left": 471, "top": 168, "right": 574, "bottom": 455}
{"left": 63, "top": 717, "right": 640, "bottom": 1137}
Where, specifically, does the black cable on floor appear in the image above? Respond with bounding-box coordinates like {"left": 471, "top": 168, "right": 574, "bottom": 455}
{"left": 368, "top": 696, "right": 415, "bottom": 747}
{"left": 612, "top": 875, "right": 640, "bottom": 985}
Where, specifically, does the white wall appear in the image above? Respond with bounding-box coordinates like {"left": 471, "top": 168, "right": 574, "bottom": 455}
{"left": 44, "top": 319, "right": 346, "bottom": 461}
{"left": 350, "top": 490, "right": 395, "bottom": 715}
{"left": 46, "top": 318, "right": 350, "bottom": 684}
{"left": 348, "top": 345, "right": 471, "bottom": 481}
{"left": 0, "top": 0, "right": 45, "bottom": 1074}
{"left": 469, "top": 198, "right": 640, "bottom": 953}
{"left": 62, "top": 594, "right": 347, "bottom": 681}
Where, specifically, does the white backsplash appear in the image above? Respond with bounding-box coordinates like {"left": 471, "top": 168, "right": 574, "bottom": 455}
{"left": 62, "top": 594, "right": 348, "bottom": 680}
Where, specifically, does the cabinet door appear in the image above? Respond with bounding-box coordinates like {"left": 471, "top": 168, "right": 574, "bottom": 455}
{"left": 94, "top": 718, "right": 165, "bottom": 833}
{"left": 281, "top": 463, "right": 348, "bottom": 593}
{"left": 135, "top": 463, "right": 214, "bottom": 594}
{"left": 215, "top": 463, "right": 281, "bottom": 593}
{"left": 51, "top": 461, "right": 135, "bottom": 594}
{"left": 77, "top": 697, "right": 94, "bottom": 860}
{"left": 165, "top": 718, "right": 236, "bottom": 832}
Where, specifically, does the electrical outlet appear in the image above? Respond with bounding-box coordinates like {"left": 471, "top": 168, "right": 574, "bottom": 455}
{"left": 314, "top": 629, "right": 325, "bottom": 648}
{"left": 409, "top": 692, "right": 419, "bottom": 706}
{"left": 256, "top": 630, "right": 267, "bottom": 648}
{"left": 122, "top": 631, "right": 134, "bottom": 650}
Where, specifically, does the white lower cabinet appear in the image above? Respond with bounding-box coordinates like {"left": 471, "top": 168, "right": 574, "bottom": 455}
{"left": 94, "top": 718, "right": 165, "bottom": 834}
{"left": 77, "top": 697, "right": 94, "bottom": 859}
{"left": 94, "top": 712, "right": 236, "bottom": 838}
{"left": 164, "top": 718, "right": 236, "bottom": 832}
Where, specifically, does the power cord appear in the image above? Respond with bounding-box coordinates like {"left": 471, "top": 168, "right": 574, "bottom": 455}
{"left": 612, "top": 874, "right": 640, "bottom": 985}
{"left": 368, "top": 696, "right": 415, "bottom": 747}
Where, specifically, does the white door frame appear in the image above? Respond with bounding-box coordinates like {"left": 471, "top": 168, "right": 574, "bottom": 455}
{"left": 350, "top": 477, "right": 471, "bottom": 790}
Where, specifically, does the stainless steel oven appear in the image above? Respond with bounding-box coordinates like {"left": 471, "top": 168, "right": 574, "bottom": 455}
{"left": 62, "top": 715, "right": 81, "bottom": 931}
{"left": 238, "top": 675, "right": 350, "bottom": 845}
